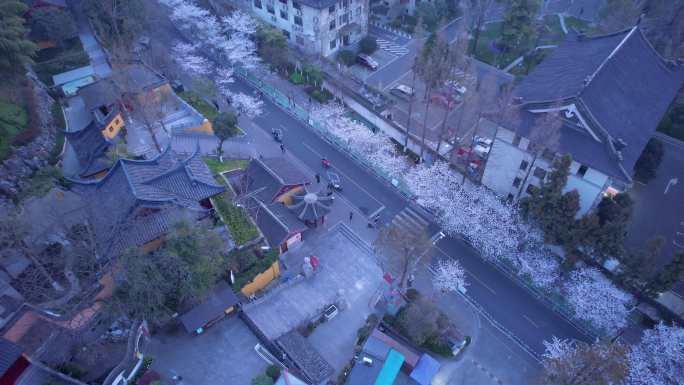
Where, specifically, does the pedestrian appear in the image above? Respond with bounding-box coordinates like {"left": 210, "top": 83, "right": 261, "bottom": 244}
{"left": 280, "top": 143, "right": 285, "bottom": 153}
{"left": 315, "top": 173, "right": 321, "bottom": 183}
{"left": 349, "top": 211, "right": 353, "bottom": 222}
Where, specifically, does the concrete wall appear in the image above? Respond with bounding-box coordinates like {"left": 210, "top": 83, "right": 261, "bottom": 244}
{"left": 481, "top": 124, "right": 611, "bottom": 216}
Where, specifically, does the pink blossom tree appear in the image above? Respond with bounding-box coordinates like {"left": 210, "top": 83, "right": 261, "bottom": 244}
{"left": 432, "top": 259, "right": 468, "bottom": 294}
{"left": 627, "top": 322, "right": 684, "bottom": 385}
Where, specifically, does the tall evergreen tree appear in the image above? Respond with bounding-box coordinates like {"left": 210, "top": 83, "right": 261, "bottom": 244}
{"left": 499, "top": 0, "right": 538, "bottom": 54}
{"left": 520, "top": 154, "right": 580, "bottom": 244}
{"left": 0, "top": 1, "right": 37, "bottom": 73}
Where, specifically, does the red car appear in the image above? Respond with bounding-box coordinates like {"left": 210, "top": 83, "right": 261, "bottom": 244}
{"left": 430, "top": 91, "right": 455, "bottom": 110}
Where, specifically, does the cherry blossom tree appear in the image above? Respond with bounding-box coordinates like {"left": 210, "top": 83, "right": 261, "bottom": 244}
{"left": 171, "top": 42, "right": 212, "bottom": 76}
{"left": 541, "top": 337, "right": 629, "bottom": 385}
{"left": 231, "top": 92, "right": 264, "bottom": 119}
{"left": 627, "top": 322, "right": 684, "bottom": 385}
{"left": 432, "top": 259, "right": 468, "bottom": 294}
{"left": 564, "top": 268, "right": 634, "bottom": 333}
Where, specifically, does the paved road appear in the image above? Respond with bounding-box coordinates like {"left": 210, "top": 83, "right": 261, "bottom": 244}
{"left": 148, "top": 1, "right": 590, "bottom": 362}
{"left": 224, "top": 76, "right": 591, "bottom": 358}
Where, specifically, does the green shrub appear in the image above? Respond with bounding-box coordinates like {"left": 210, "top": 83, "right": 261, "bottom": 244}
{"left": 309, "top": 89, "right": 333, "bottom": 104}
{"left": 302, "top": 64, "right": 324, "bottom": 87}
{"left": 213, "top": 194, "right": 260, "bottom": 245}
{"left": 266, "top": 364, "right": 280, "bottom": 380}
{"left": 57, "top": 362, "right": 86, "bottom": 379}
{"left": 337, "top": 50, "right": 356, "bottom": 66}
{"left": 289, "top": 72, "right": 304, "bottom": 85}
{"left": 359, "top": 36, "right": 378, "bottom": 54}
{"left": 251, "top": 374, "right": 274, "bottom": 385}
{"left": 179, "top": 91, "right": 218, "bottom": 121}
{"left": 405, "top": 288, "right": 420, "bottom": 301}
{"left": 421, "top": 335, "right": 453, "bottom": 357}
{"left": 0, "top": 100, "right": 28, "bottom": 160}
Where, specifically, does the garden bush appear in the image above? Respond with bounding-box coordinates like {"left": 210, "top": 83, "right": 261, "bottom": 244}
{"left": 266, "top": 364, "right": 280, "bottom": 380}
{"left": 359, "top": 36, "right": 378, "bottom": 54}
{"left": 289, "top": 72, "right": 304, "bottom": 85}
{"left": 309, "top": 89, "right": 333, "bottom": 104}
{"left": 337, "top": 49, "right": 356, "bottom": 66}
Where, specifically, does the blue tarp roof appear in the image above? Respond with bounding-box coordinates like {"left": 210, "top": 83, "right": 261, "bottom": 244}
{"left": 374, "top": 349, "right": 404, "bottom": 385}
{"left": 409, "top": 354, "right": 441, "bottom": 385}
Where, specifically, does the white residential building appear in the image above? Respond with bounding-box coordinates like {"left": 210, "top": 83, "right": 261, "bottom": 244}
{"left": 250, "top": 0, "right": 369, "bottom": 57}
{"left": 480, "top": 27, "right": 684, "bottom": 216}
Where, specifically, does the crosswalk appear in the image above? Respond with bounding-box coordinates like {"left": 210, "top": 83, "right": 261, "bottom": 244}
{"left": 377, "top": 39, "right": 409, "bottom": 56}
{"left": 389, "top": 206, "right": 430, "bottom": 234}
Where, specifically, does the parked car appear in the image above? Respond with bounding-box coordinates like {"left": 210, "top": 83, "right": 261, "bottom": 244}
{"left": 446, "top": 324, "right": 470, "bottom": 357}
{"left": 390, "top": 84, "right": 415, "bottom": 100}
{"left": 474, "top": 135, "right": 493, "bottom": 148}
{"left": 473, "top": 144, "right": 491, "bottom": 158}
{"left": 357, "top": 54, "right": 379, "bottom": 70}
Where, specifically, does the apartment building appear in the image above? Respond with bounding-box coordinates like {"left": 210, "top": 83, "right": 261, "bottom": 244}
{"left": 251, "top": 0, "right": 369, "bottom": 57}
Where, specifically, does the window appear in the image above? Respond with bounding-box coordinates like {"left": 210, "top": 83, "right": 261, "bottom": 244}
{"left": 282, "top": 29, "right": 290, "bottom": 39}
{"left": 328, "top": 4, "right": 335, "bottom": 12}
{"left": 296, "top": 36, "right": 304, "bottom": 45}
{"left": 279, "top": 0, "right": 287, "bottom": 3}
{"left": 512, "top": 134, "right": 521, "bottom": 147}
{"left": 294, "top": 15, "right": 303, "bottom": 25}
{"left": 280, "top": 9, "right": 288, "bottom": 19}
{"left": 356, "top": 6, "right": 361, "bottom": 16}
{"left": 329, "top": 38, "right": 337, "bottom": 49}
{"left": 533, "top": 167, "right": 547, "bottom": 179}
{"left": 267, "top": 5, "right": 275, "bottom": 14}
{"left": 329, "top": 19, "right": 336, "bottom": 30}
{"left": 108, "top": 126, "right": 114, "bottom": 132}
{"left": 254, "top": 0, "right": 262, "bottom": 8}
{"left": 343, "top": 0, "right": 349, "bottom": 7}
{"left": 526, "top": 184, "right": 539, "bottom": 195}
{"left": 519, "top": 160, "right": 529, "bottom": 171}
{"left": 512, "top": 177, "right": 521, "bottom": 188}
{"left": 114, "top": 118, "right": 121, "bottom": 125}
{"left": 293, "top": 1, "right": 301, "bottom": 9}
{"left": 577, "top": 165, "right": 588, "bottom": 178}
{"left": 506, "top": 193, "right": 514, "bottom": 202}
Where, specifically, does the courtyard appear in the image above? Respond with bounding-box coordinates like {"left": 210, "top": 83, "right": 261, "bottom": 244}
{"left": 242, "top": 224, "right": 385, "bottom": 376}
{"left": 148, "top": 317, "right": 267, "bottom": 385}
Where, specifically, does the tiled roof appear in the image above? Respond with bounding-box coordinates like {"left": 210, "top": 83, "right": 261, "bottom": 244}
{"left": 0, "top": 338, "right": 23, "bottom": 376}
{"left": 515, "top": 27, "right": 684, "bottom": 181}
{"left": 72, "top": 148, "right": 224, "bottom": 259}
{"left": 179, "top": 281, "right": 240, "bottom": 333}
{"left": 64, "top": 121, "right": 111, "bottom": 178}
{"left": 243, "top": 158, "right": 308, "bottom": 203}
{"left": 247, "top": 199, "right": 304, "bottom": 248}
{"left": 259, "top": 158, "right": 309, "bottom": 186}
{"left": 276, "top": 331, "right": 334, "bottom": 385}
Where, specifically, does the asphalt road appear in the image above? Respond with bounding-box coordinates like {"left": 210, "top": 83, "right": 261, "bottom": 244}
{"left": 147, "top": 3, "right": 590, "bottom": 360}
{"left": 226, "top": 75, "right": 591, "bottom": 358}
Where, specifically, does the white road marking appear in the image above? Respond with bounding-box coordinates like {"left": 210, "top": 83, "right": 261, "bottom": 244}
{"left": 523, "top": 314, "right": 540, "bottom": 328}
{"left": 302, "top": 142, "right": 385, "bottom": 214}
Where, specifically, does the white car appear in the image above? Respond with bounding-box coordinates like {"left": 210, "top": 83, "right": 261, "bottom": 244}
{"left": 473, "top": 144, "right": 490, "bottom": 158}
{"left": 390, "top": 84, "right": 415, "bottom": 100}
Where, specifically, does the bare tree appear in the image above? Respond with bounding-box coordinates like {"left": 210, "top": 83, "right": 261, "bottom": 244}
{"left": 402, "top": 20, "right": 426, "bottom": 153}
{"left": 373, "top": 223, "right": 433, "bottom": 288}
{"left": 466, "top": 0, "right": 497, "bottom": 56}
{"left": 416, "top": 35, "right": 454, "bottom": 162}
{"left": 515, "top": 106, "right": 563, "bottom": 199}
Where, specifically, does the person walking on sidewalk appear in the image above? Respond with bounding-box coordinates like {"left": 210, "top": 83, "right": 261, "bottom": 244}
{"left": 349, "top": 211, "right": 354, "bottom": 222}
{"left": 280, "top": 144, "right": 285, "bottom": 153}
{"left": 315, "top": 173, "right": 321, "bottom": 183}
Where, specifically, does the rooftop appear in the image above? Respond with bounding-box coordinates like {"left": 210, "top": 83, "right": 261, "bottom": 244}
{"left": 71, "top": 147, "right": 224, "bottom": 259}
{"left": 276, "top": 331, "right": 334, "bottom": 385}
{"left": 179, "top": 281, "right": 240, "bottom": 333}
{"left": 241, "top": 158, "right": 309, "bottom": 203}
{"left": 246, "top": 199, "right": 306, "bottom": 248}
{"left": 515, "top": 27, "right": 684, "bottom": 181}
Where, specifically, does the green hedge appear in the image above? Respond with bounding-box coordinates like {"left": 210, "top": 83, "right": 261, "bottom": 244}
{"left": 227, "top": 248, "right": 278, "bottom": 290}
{"left": 179, "top": 91, "right": 218, "bottom": 121}
{"left": 0, "top": 101, "right": 28, "bottom": 160}
{"left": 213, "top": 194, "right": 259, "bottom": 246}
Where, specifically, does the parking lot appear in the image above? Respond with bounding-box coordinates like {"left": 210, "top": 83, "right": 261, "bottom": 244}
{"left": 148, "top": 317, "right": 268, "bottom": 385}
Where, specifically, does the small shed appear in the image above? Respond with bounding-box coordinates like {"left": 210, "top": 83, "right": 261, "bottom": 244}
{"left": 409, "top": 353, "right": 441, "bottom": 385}
{"left": 179, "top": 281, "right": 240, "bottom": 334}
{"left": 52, "top": 65, "right": 96, "bottom": 96}
{"left": 374, "top": 349, "right": 404, "bottom": 385}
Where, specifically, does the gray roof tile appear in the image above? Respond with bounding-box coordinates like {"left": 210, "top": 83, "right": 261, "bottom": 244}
{"left": 276, "top": 330, "right": 334, "bottom": 384}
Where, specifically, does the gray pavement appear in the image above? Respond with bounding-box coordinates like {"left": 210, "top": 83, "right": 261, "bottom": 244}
{"left": 243, "top": 226, "right": 383, "bottom": 375}
{"left": 148, "top": 317, "right": 267, "bottom": 385}
{"left": 71, "top": 0, "right": 112, "bottom": 78}
{"left": 626, "top": 132, "right": 684, "bottom": 269}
